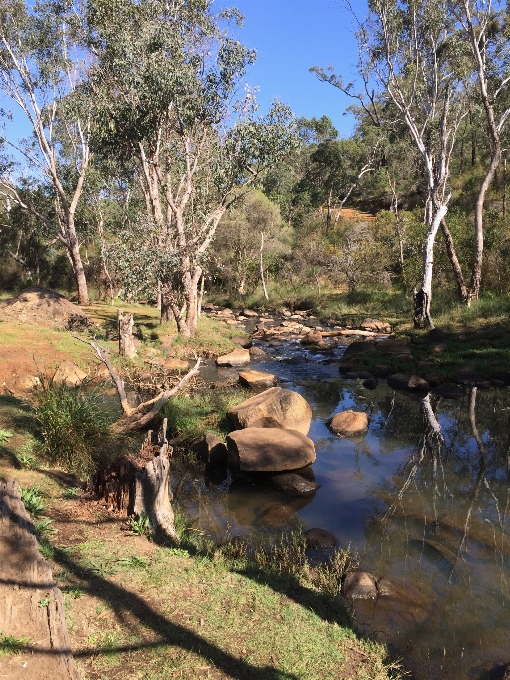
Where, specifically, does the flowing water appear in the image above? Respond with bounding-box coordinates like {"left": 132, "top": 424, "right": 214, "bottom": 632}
{"left": 176, "top": 332, "right": 510, "bottom": 680}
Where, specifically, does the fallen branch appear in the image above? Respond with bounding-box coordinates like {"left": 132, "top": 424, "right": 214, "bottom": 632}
{"left": 71, "top": 334, "right": 201, "bottom": 433}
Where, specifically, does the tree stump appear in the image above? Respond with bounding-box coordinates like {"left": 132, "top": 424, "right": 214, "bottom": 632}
{"left": 0, "top": 480, "right": 81, "bottom": 679}
{"left": 118, "top": 309, "right": 137, "bottom": 358}
{"left": 90, "top": 420, "right": 180, "bottom": 543}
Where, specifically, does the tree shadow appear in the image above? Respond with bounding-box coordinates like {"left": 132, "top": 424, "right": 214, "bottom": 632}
{"left": 0, "top": 543, "right": 300, "bottom": 680}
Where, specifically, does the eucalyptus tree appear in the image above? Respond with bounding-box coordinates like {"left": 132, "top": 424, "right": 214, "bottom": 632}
{"left": 363, "top": 0, "right": 472, "bottom": 325}
{"left": 456, "top": 0, "right": 510, "bottom": 303}
{"left": 86, "top": 0, "right": 297, "bottom": 337}
{"left": 0, "top": 0, "right": 93, "bottom": 304}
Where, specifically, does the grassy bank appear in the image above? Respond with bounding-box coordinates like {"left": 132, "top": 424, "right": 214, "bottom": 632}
{"left": 0, "top": 393, "right": 401, "bottom": 680}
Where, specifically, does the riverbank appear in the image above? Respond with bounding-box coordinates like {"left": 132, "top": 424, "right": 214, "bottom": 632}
{"left": 0, "top": 300, "right": 402, "bottom": 679}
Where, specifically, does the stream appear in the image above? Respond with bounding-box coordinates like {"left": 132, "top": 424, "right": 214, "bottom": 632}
{"left": 172, "top": 322, "right": 510, "bottom": 680}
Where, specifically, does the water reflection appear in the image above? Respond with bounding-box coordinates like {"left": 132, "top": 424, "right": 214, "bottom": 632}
{"left": 189, "top": 348, "right": 510, "bottom": 679}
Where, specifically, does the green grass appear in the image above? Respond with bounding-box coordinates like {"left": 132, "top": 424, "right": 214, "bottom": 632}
{"left": 162, "top": 388, "right": 248, "bottom": 447}
{"left": 32, "top": 381, "right": 115, "bottom": 476}
{"left": 52, "top": 535, "right": 401, "bottom": 680}
{"left": 0, "top": 631, "right": 30, "bottom": 656}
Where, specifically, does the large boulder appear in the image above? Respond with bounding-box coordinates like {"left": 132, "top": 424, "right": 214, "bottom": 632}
{"left": 226, "top": 428, "right": 316, "bottom": 472}
{"left": 215, "top": 348, "right": 250, "bottom": 367}
{"left": 327, "top": 410, "right": 369, "bottom": 437}
{"left": 238, "top": 370, "right": 277, "bottom": 389}
{"left": 431, "top": 383, "right": 464, "bottom": 398}
{"left": 376, "top": 339, "right": 411, "bottom": 355}
{"left": 227, "top": 387, "right": 312, "bottom": 435}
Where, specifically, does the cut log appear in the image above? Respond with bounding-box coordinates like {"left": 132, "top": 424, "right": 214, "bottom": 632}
{"left": 90, "top": 420, "right": 180, "bottom": 543}
{"left": 0, "top": 480, "right": 80, "bottom": 679}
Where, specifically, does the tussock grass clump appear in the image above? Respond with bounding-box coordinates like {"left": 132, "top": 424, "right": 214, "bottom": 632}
{"left": 32, "top": 381, "right": 114, "bottom": 476}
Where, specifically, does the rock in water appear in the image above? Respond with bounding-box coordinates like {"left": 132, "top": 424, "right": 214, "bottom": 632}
{"left": 360, "top": 318, "right": 392, "bottom": 333}
{"left": 191, "top": 433, "right": 228, "bottom": 466}
{"left": 327, "top": 410, "right": 369, "bottom": 437}
{"left": 238, "top": 370, "right": 277, "bottom": 389}
{"left": 227, "top": 387, "right": 312, "bottom": 435}
{"left": 231, "top": 336, "right": 252, "bottom": 349}
{"left": 226, "top": 428, "right": 316, "bottom": 472}
{"left": 215, "top": 348, "right": 251, "bottom": 366}
{"left": 268, "top": 472, "right": 320, "bottom": 496}
{"left": 249, "top": 346, "right": 272, "bottom": 362}
{"left": 342, "top": 571, "right": 378, "bottom": 600}
{"left": 305, "top": 528, "right": 337, "bottom": 549}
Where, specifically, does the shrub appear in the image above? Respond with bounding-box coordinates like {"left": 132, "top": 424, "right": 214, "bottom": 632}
{"left": 32, "top": 382, "right": 113, "bottom": 476}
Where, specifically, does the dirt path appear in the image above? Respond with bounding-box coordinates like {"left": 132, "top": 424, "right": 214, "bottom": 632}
{"left": 0, "top": 480, "right": 80, "bottom": 679}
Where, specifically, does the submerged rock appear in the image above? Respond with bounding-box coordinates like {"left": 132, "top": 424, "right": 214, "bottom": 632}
{"left": 363, "top": 378, "right": 378, "bottom": 390}
{"left": 216, "top": 348, "right": 250, "bottom": 367}
{"left": 268, "top": 472, "right": 320, "bottom": 496}
{"left": 342, "top": 571, "right": 378, "bottom": 600}
{"left": 327, "top": 410, "right": 369, "bottom": 437}
{"left": 226, "top": 428, "right": 316, "bottom": 472}
{"left": 228, "top": 387, "right": 312, "bottom": 435}
{"left": 305, "top": 528, "right": 337, "bottom": 549}
{"left": 431, "top": 383, "right": 464, "bottom": 398}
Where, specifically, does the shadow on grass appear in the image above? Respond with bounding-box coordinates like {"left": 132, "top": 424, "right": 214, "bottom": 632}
{"left": 0, "top": 541, "right": 300, "bottom": 680}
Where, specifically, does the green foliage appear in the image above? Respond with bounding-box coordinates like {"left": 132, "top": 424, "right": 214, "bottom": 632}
{"left": 162, "top": 389, "right": 246, "bottom": 445}
{"left": 20, "top": 485, "right": 46, "bottom": 517}
{"left": 62, "top": 486, "right": 80, "bottom": 499}
{"left": 126, "top": 513, "right": 151, "bottom": 537}
{"left": 38, "top": 597, "right": 51, "bottom": 608}
{"left": 0, "top": 631, "right": 30, "bottom": 656}
{"left": 34, "top": 517, "right": 55, "bottom": 540}
{"left": 32, "top": 382, "right": 114, "bottom": 476}
{"left": 0, "top": 429, "right": 13, "bottom": 443}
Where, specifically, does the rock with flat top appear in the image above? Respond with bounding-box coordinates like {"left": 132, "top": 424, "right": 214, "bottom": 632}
{"left": 243, "top": 309, "right": 258, "bottom": 317}
{"left": 341, "top": 341, "right": 375, "bottom": 361}
{"left": 376, "top": 339, "right": 411, "bottom": 355}
{"left": 431, "top": 383, "right": 464, "bottom": 398}
{"left": 300, "top": 330, "right": 327, "bottom": 348}
{"left": 227, "top": 428, "right": 315, "bottom": 472}
{"left": 216, "top": 348, "right": 251, "bottom": 367}
{"left": 238, "top": 370, "right": 277, "bottom": 389}
{"left": 327, "top": 410, "right": 369, "bottom": 437}
{"left": 228, "top": 387, "right": 312, "bottom": 435}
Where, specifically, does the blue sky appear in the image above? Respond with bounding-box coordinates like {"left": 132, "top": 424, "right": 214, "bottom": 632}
{"left": 216, "top": 0, "right": 369, "bottom": 138}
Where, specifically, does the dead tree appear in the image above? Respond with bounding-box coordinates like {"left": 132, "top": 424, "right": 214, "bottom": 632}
{"left": 118, "top": 309, "right": 137, "bottom": 358}
{"left": 72, "top": 335, "right": 200, "bottom": 433}
{"left": 90, "top": 420, "right": 180, "bottom": 543}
